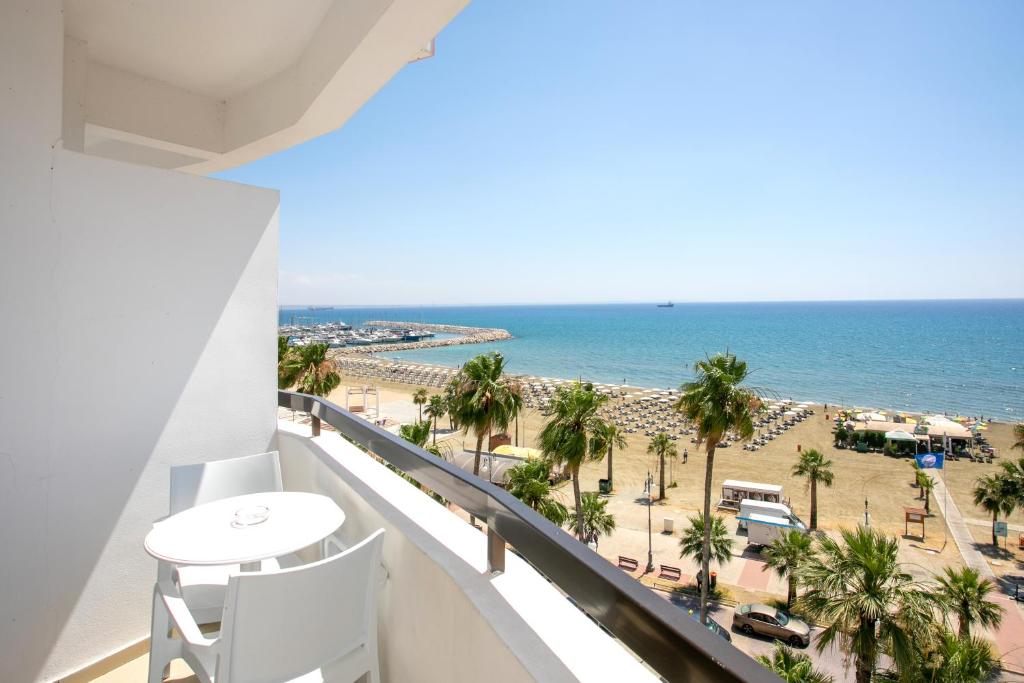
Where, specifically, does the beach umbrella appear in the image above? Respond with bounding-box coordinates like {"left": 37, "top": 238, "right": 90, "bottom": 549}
{"left": 784, "top": 410, "right": 797, "bottom": 416}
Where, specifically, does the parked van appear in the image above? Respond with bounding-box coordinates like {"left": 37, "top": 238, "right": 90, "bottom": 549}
{"left": 737, "top": 499, "right": 807, "bottom": 547}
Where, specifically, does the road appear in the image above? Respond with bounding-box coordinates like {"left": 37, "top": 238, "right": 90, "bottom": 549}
{"left": 659, "top": 591, "right": 854, "bottom": 682}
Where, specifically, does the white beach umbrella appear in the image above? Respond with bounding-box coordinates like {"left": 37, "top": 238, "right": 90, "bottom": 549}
{"left": 784, "top": 410, "right": 797, "bottom": 416}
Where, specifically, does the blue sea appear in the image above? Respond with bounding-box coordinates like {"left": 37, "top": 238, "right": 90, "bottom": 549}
{"left": 279, "top": 301, "right": 1024, "bottom": 418}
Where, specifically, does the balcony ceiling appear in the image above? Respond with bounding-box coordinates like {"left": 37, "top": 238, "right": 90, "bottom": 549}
{"left": 65, "top": 0, "right": 336, "bottom": 100}
{"left": 62, "top": 0, "right": 468, "bottom": 173}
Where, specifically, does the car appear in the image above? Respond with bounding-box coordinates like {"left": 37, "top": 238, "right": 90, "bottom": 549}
{"left": 684, "top": 608, "right": 732, "bottom": 642}
{"left": 732, "top": 603, "right": 810, "bottom": 646}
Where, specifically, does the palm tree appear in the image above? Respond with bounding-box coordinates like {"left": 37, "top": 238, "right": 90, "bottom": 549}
{"left": 505, "top": 460, "right": 567, "bottom": 525}
{"left": 398, "top": 420, "right": 432, "bottom": 449}
{"left": 973, "top": 473, "right": 1016, "bottom": 546}
{"left": 797, "top": 526, "right": 936, "bottom": 683}
{"left": 934, "top": 566, "right": 1004, "bottom": 639}
{"left": 449, "top": 352, "right": 522, "bottom": 478}
{"left": 763, "top": 529, "right": 814, "bottom": 608}
{"left": 412, "top": 388, "right": 428, "bottom": 421}
{"left": 424, "top": 394, "right": 445, "bottom": 444}
{"left": 539, "top": 381, "right": 609, "bottom": 541}
{"left": 285, "top": 343, "right": 340, "bottom": 397}
{"left": 678, "top": 513, "right": 733, "bottom": 568}
{"left": 886, "top": 630, "right": 998, "bottom": 683}
{"left": 277, "top": 336, "right": 300, "bottom": 389}
{"left": 998, "top": 456, "right": 1024, "bottom": 506}
{"left": 755, "top": 643, "right": 833, "bottom": 683}
{"left": 592, "top": 420, "right": 627, "bottom": 491}
{"left": 919, "top": 473, "right": 935, "bottom": 514}
{"left": 647, "top": 433, "right": 677, "bottom": 500}
{"left": 1013, "top": 423, "right": 1024, "bottom": 451}
{"left": 792, "top": 449, "right": 834, "bottom": 531}
{"left": 675, "top": 352, "right": 759, "bottom": 623}
{"left": 567, "top": 491, "right": 615, "bottom": 545}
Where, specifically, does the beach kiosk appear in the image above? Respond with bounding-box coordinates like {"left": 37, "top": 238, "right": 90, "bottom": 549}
{"left": 719, "top": 480, "right": 784, "bottom": 510}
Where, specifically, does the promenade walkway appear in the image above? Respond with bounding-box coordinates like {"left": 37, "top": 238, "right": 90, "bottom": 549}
{"left": 933, "top": 476, "right": 1024, "bottom": 675}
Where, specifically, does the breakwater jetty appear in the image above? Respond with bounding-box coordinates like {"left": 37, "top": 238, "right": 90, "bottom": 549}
{"left": 333, "top": 321, "right": 512, "bottom": 355}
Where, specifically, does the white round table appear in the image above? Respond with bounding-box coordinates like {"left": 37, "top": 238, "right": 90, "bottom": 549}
{"left": 145, "top": 492, "right": 345, "bottom": 570}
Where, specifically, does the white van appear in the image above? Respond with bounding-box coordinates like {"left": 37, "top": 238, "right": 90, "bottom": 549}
{"left": 737, "top": 499, "right": 807, "bottom": 547}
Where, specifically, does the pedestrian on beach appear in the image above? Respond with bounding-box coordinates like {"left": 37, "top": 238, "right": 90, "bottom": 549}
{"left": 683, "top": 449, "right": 688, "bottom": 464}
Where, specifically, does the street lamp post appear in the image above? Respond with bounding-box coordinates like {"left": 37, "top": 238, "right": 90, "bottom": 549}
{"left": 645, "top": 471, "right": 655, "bottom": 573}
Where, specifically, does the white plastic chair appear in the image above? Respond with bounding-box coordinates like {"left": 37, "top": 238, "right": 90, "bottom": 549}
{"left": 168, "top": 451, "right": 299, "bottom": 623}
{"left": 148, "top": 529, "right": 385, "bottom": 683}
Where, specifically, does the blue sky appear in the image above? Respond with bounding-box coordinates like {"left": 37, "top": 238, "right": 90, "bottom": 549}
{"left": 219, "top": 1, "right": 1024, "bottom": 306}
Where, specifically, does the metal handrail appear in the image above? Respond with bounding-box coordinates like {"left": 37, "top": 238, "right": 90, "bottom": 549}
{"left": 279, "top": 390, "right": 778, "bottom": 683}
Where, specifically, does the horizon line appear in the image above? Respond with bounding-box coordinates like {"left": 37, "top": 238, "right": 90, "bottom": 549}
{"left": 279, "top": 296, "right": 1024, "bottom": 308}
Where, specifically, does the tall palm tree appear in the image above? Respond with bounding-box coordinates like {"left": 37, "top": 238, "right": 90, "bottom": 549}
{"left": 973, "top": 473, "right": 1015, "bottom": 546}
{"left": 505, "top": 460, "right": 567, "bottom": 525}
{"left": 424, "top": 394, "right": 445, "bottom": 444}
{"left": 449, "top": 352, "right": 522, "bottom": 478}
{"left": 1013, "top": 423, "right": 1024, "bottom": 451}
{"left": 647, "top": 433, "right": 677, "bottom": 500}
{"left": 797, "top": 526, "right": 936, "bottom": 683}
{"left": 285, "top": 343, "right": 340, "bottom": 397}
{"left": 934, "top": 566, "right": 1004, "bottom": 639}
{"left": 539, "top": 381, "right": 609, "bottom": 541}
{"left": 277, "top": 336, "right": 300, "bottom": 389}
{"left": 675, "top": 352, "right": 758, "bottom": 623}
{"left": 592, "top": 420, "right": 628, "bottom": 491}
{"left": 412, "top": 387, "right": 428, "bottom": 421}
{"left": 792, "top": 449, "right": 834, "bottom": 531}
{"left": 762, "top": 529, "right": 814, "bottom": 608}
{"left": 679, "top": 513, "right": 733, "bottom": 568}
{"left": 755, "top": 643, "right": 833, "bottom": 683}
{"left": 567, "top": 491, "right": 615, "bottom": 545}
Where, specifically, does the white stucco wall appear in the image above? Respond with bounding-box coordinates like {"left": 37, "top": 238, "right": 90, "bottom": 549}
{"left": 0, "top": 3, "right": 280, "bottom": 680}
{"left": 277, "top": 422, "right": 659, "bottom": 683}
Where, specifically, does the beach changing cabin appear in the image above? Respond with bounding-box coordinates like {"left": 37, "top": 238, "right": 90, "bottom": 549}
{"left": 719, "top": 480, "right": 784, "bottom": 510}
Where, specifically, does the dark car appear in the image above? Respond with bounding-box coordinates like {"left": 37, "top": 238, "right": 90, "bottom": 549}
{"left": 685, "top": 609, "right": 732, "bottom": 642}
{"left": 732, "top": 603, "right": 810, "bottom": 646}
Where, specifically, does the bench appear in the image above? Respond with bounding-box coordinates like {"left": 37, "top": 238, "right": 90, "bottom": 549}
{"left": 658, "top": 564, "right": 681, "bottom": 582}
{"left": 617, "top": 556, "right": 639, "bottom": 572}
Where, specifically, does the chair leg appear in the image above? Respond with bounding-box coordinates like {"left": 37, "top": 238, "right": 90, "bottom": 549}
{"left": 148, "top": 585, "right": 180, "bottom": 683}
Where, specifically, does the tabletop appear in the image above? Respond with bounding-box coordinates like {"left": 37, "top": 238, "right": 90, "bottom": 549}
{"left": 145, "top": 491, "right": 345, "bottom": 566}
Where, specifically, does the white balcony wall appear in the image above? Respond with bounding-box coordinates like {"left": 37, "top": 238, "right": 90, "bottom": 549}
{"left": 277, "top": 422, "right": 659, "bottom": 682}
{"left": 0, "top": 3, "right": 279, "bottom": 680}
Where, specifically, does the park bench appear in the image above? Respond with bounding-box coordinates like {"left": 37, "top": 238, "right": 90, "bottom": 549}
{"left": 617, "top": 556, "right": 639, "bottom": 572}
{"left": 657, "top": 564, "right": 681, "bottom": 582}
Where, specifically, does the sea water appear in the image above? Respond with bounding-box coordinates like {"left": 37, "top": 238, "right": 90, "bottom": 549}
{"left": 279, "top": 300, "right": 1024, "bottom": 418}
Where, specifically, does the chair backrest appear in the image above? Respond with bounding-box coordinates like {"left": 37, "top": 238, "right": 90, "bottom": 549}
{"left": 169, "top": 451, "right": 282, "bottom": 514}
{"left": 216, "top": 529, "right": 386, "bottom": 683}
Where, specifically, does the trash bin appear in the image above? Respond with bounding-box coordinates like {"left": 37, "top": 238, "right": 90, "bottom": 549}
{"left": 663, "top": 517, "right": 674, "bottom": 534}
{"left": 598, "top": 478, "right": 611, "bottom": 495}
{"left": 710, "top": 571, "right": 717, "bottom": 589}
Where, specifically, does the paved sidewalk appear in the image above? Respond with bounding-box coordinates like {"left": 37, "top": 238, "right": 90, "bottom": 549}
{"left": 933, "top": 476, "right": 1024, "bottom": 674}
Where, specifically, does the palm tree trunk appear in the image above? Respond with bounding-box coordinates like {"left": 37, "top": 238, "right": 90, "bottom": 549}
{"left": 810, "top": 479, "right": 818, "bottom": 531}
{"left": 606, "top": 444, "right": 614, "bottom": 489}
{"left": 992, "top": 511, "right": 999, "bottom": 547}
{"left": 514, "top": 414, "right": 519, "bottom": 447}
{"left": 699, "top": 447, "right": 716, "bottom": 625}
{"left": 432, "top": 416, "right": 437, "bottom": 445}
{"left": 659, "top": 451, "right": 666, "bottom": 500}
{"left": 787, "top": 575, "right": 796, "bottom": 609}
{"left": 572, "top": 465, "right": 586, "bottom": 542}
{"left": 924, "top": 489, "right": 930, "bottom": 514}
{"left": 855, "top": 617, "right": 876, "bottom": 683}
{"left": 958, "top": 602, "right": 970, "bottom": 639}
{"left": 473, "top": 433, "right": 484, "bottom": 477}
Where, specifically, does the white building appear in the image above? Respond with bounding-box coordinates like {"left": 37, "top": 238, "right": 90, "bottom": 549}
{"left": 0, "top": 3, "right": 770, "bottom": 681}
